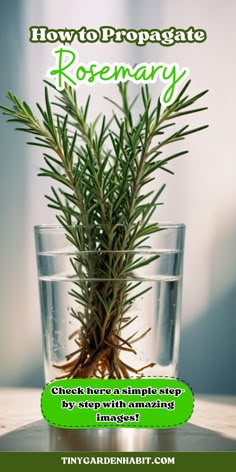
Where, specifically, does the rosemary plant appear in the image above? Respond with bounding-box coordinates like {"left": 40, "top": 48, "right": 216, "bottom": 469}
{"left": 0, "top": 81, "right": 208, "bottom": 379}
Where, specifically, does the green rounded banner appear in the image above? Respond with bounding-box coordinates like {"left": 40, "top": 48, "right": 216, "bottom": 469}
{"left": 41, "top": 378, "right": 193, "bottom": 429}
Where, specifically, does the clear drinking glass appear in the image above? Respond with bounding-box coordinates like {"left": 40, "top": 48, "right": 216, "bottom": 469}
{"left": 34, "top": 223, "right": 185, "bottom": 383}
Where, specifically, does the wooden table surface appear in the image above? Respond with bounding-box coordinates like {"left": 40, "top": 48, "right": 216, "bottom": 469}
{"left": 0, "top": 389, "right": 236, "bottom": 451}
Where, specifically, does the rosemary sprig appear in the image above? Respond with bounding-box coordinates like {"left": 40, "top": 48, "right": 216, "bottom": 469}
{"left": 0, "top": 80, "right": 208, "bottom": 378}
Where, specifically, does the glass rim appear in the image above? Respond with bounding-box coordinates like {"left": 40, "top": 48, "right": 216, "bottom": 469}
{"left": 34, "top": 221, "right": 186, "bottom": 231}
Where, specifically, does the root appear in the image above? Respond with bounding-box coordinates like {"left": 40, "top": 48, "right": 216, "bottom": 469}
{"left": 52, "top": 311, "right": 155, "bottom": 379}
{"left": 53, "top": 335, "right": 155, "bottom": 379}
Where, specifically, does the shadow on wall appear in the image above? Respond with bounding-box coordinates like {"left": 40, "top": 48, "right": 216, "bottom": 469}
{"left": 17, "top": 363, "right": 45, "bottom": 389}
{"left": 179, "top": 221, "right": 236, "bottom": 394}
{"left": 0, "top": 0, "right": 29, "bottom": 386}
